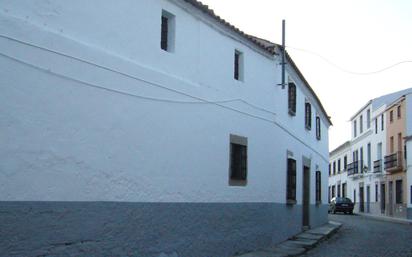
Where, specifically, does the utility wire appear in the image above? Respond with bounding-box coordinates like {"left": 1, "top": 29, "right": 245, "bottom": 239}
{"left": 287, "top": 46, "right": 412, "bottom": 75}
{"left": 0, "top": 34, "right": 329, "bottom": 162}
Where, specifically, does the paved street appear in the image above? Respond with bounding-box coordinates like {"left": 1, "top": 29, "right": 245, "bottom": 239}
{"left": 303, "top": 214, "right": 412, "bottom": 257}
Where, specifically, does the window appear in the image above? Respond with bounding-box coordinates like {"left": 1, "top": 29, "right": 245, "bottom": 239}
{"left": 390, "top": 136, "right": 394, "bottom": 153}
{"left": 342, "top": 183, "right": 347, "bottom": 197}
{"left": 332, "top": 185, "right": 336, "bottom": 198}
{"left": 286, "top": 158, "right": 297, "bottom": 203}
{"left": 398, "top": 105, "right": 401, "bottom": 119}
{"left": 398, "top": 133, "right": 402, "bottom": 152}
{"left": 229, "top": 135, "right": 247, "bottom": 186}
{"left": 360, "top": 147, "right": 364, "bottom": 166}
{"left": 234, "top": 50, "right": 244, "bottom": 81}
{"left": 288, "top": 83, "right": 296, "bottom": 115}
{"left": 328, "top": 186, "right": 331, "bottom": 203}
{"left": 316, "top": 116, "right": 321, "bottom": 140}
{"left": 338, "top": 159, "right": 341, "bottom": 173}
{"left": 360, "top": 115, "right": 363, "bottom": 133}
{"left": 333, "top": 161, "right": 336, "bottom": 175}
{"left": 161, "top": 10, "right": 175, "bottom": 52}
{"left": 344, "top": 155, "right": 348, "bottom": 171}
{"left": 328, "top": 163, "right": 331, "bottom": 176}
{"left": 396, "top": 180, "right": 403, "bottom": 204}
{"left": 390, "top": 110, "right": 394, "bottom": 123}
{"left": 305, "top": 102, "right": 312, "bottom": 130}
{"left": 381, "top": 114, "right": 384, "bottom": 131}
{"left": 354, "top": 120, "right": 357, "bottom": 137}
{"left": 315, "top": 171, "right": 321, "bottom": 203}
{"left": 410, "top": 186, "right": 412, "bottom": 204}
{"left": 354, "top": 189, "right": 356, "bottom": 204}
{"left": 375, "top": 118, "right": 378, "bottom": 134}
{"left": 375, "top": 184, "right": 378, "bottom": 202}
{"left": 367, "top": 143, "right": 371, "bottom": 171}
{"left": 367, "top": 109, "right": 371, "bottom": 129}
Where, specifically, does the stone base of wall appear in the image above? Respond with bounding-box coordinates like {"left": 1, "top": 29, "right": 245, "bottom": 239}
{"left": 0, "top": 202, "right": 328, "bottom": 257}
{"left": 407, "top": 208, "right": 412, "bottom": 220}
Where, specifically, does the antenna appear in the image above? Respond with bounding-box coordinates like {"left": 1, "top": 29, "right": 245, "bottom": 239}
{"left": 278, "top": 20, "right": 286, "bottom": 89}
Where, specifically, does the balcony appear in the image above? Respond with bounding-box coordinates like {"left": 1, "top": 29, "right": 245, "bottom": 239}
{"left": 347, "top": 160, "right": 364, "bottom": 176}
{"left": 384, "top": 151, "right": 403, "bottom": 173}
{"left": 373, "top": 159, "right": 382, "bottom": 173}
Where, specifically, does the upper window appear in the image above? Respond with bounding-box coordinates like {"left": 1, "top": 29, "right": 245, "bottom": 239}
{"left": 367, "top": 109, "right": 371, "bottom": 129}
{"left": 338, "top": 159, "right": 341, "bottom": 173}
{"left": 287, "top": 158, "right": 297, "bottom": 203}
{"left": 381, "top": 114, "right": 384, "bottom": 131}
{"left": 398, "top": 106, "right": 401, "bottom": 119}
{"left": 354, "top": 120, "right": 357, "bottom": 137}
{"left": 333, "top": 161, "right": 336, "bottom": 175}
{"left": 390, "top": 110, "right": 394, "bottom": 123}
{"left": 315, "top": 171, "right": 322, "bottom": 203}
{"left": 234, "top": 50, "right": 244, "bottom": 81}
{"left": 288, "top": 83, "right": 297, "bottom": 115}
{"left": 161, "top": 10, "right": 175, "bottom": 52}
{"left": 229, "top": 135, "right": 247, "bottom": 186}
{"left": 375, "top": 118, "right": 378, "bottom": 134}
{"left": 360, "top": 115, "right": 363, "bottom": 133}
{"left": 316, "top": 116, "right": 321, "bottom": 140}
{"left": 344, "top": 155, "right": 348, "bottom": 171}
{"left": 305, "top": 102, "right": 312, "bottom": 130}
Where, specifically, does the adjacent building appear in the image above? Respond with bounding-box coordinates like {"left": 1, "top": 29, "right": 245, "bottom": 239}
{"left": 0, "top": 0, "right": 331, "bottom": 256}
{"left": 329, "top": 89, "right": 412, "bottom": 220}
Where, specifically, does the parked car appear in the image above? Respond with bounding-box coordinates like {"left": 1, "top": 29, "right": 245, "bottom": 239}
{"left": 328, "top": 197, "right": 354, "bottom": 214}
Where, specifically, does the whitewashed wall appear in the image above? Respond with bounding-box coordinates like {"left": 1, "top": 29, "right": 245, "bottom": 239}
{"left": 0, "top": 0, "right": 329, "bottom": 204}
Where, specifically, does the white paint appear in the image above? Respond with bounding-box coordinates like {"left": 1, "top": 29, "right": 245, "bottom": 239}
{"left": 0, "top": 0, "right": 329, "bottom": 203}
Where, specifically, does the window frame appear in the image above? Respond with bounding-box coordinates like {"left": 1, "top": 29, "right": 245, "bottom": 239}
{"left": 288, "top": 82, "right": 297, "bottom": 116}
{"left": 315, "top": 170, "right": 322, "bottom": 204}
{"left": 286, "top": 158, "right": 297, "bottom": 204}
{"left": 234, "top": 50, "right": 244, "bottom": 81}
{"left": 160, "top": 10, "right": 176, "bottom": 52}
{"left": 398, "top": 105, "right": 401, "bottom": 119}
{"left": 305, "top": 102, "right": 312, "bottom": 130}
{"left": 229, "top": 134, "right": 248, "bottom": 186}
{"left": 316, "top": 116, "right": 321, "bottom": 140}
{"left": 396, "top": 180, "right": 403, "bottom": 204}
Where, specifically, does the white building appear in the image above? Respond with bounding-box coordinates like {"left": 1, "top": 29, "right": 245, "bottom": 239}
{"left": 329, "top": 88, "right": 412, "bottom": 219}
{"left": 0, "top": 1, "right": 331, "bottom": 256}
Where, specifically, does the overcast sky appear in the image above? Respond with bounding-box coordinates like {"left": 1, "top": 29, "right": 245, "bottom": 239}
{"left": 199, "top": 0, "right": 412, "bottom": 150}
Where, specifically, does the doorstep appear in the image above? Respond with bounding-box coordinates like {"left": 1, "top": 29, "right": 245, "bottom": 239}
{"left": 234, "top": 221, "right": 342, "bottom": 257}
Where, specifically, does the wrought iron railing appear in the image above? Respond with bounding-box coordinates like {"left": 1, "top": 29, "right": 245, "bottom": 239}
{"left": 384, "top": 151, "right": 403, "bottom": 171}
{"left": 373, "top": 159, "right": 382, "bottom": 173}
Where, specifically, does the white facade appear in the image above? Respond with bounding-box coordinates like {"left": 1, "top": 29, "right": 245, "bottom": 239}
{"left": 0, "top": 1, "right": 331, "bottom": 256}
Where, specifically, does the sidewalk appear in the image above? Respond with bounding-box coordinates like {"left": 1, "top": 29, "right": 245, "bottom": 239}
{"left": 356, "top": 212, "right": 412, "bottom": 225}
{"left": 234, "top": 221, "right": 342, "bottom": 257}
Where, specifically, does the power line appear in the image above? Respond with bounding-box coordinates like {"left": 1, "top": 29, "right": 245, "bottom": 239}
{"left": 287, "top": 46, "right": 412, "bottom": 75}
{"left": 0, "top": 35, "right": 329, "bottom": 162}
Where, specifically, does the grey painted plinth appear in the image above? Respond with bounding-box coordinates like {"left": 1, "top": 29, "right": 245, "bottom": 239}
{"left": 0, "top": 202, "right": 328, "bottom": 257}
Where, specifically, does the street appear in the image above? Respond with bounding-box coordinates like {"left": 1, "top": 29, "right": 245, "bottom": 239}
{"left": 303, "top": 214, "right": 412, "bottom": 257}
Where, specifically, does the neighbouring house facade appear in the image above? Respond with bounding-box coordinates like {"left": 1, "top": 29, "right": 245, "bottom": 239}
{"left": 329, "top": 89, "right": 412, "bottom": 220}
{"left": 0, "top": 0, "right": 331, "bottom": 256}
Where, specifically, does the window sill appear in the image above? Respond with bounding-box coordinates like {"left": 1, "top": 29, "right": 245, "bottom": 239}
{"left": 288, "top": 109, "right": 296, "bottom": 116}
{"left": 286, "top": 199, "right": 297, "bottom": 205}
{"left": 305, "top": 126, "right": 312, "bottom": 131}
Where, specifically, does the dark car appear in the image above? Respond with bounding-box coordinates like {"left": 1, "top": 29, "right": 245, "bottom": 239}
{"left": 328, "top": 197, "right": 354, "bottom": 214}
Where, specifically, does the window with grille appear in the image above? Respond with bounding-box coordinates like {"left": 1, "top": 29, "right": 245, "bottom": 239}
{"left": 287, "top": 158, "right": 297, "bottom": 203}
{"left": 229, "top": 135, "right": 247, "bottom": 186}
{"left": 161, "top": 10, "right": 175, "bottom": 52}
{"left": 305, "top": 102, "right": 312, "bottom": 130}
{"left": 316, "top": 171, "right": 321, "bottom": 203}
{"left": 316, "top": 116, "right": 321, "bottom": 140}
{"left": 234, "top": 50, "right": 244, "bottom": 81}
{"left": 288, "top": 83, "right": 296, "bottom": 115}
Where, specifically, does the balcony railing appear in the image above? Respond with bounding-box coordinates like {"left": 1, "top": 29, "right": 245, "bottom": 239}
{"left": 373, "top": 159, "right": 382, "bottom": 173}
{"left": 384, "top": 151, "right": 403, "bottom": 172}
{"left": 347, "top": 160, "right": 364, "bottom": 176}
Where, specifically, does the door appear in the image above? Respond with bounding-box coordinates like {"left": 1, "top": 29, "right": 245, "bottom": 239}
{"left": 389, "top": 181, "right": 394, "bottom": 216}
{"left": 381, "top": 184, "right": 386, "bottom": 214}
{"left": 366, "top": 186, "right": 370, "bottom": 213}
{"left": 302, "top": 166, "right": 310, "bottom": 229}
{"left": 359, "top": 186, "right": 365, "bottom": 212}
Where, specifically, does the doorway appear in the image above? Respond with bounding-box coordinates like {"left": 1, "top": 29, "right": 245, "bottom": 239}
{"left": 389, "top": 181, "right": 394, "bottom": 216}
{"left": 366, "top": 186, "right": 370, "bottom": 213}
{"left": 381, "top": 184, "right": 386, "bottom": 214}
{"left": 302, "top": 165, "right": 310, "bottom": 229}
{"left": 359, "top": 186, "right": 365, "bottom": 212}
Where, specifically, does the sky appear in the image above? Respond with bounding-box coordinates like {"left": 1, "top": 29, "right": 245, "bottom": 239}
{"left": 199, "top": 0, "right": 412, "bottom": 150}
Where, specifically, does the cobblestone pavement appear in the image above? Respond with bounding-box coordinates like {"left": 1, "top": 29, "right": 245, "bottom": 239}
{"left": 302, "top": 214, "right": 412, "bottom": 257}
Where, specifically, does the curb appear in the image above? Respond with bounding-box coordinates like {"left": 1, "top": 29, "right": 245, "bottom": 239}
{"left": 234, "top": 221, "right": 342, "bottom": 257}
{"left": 355, "top": 213, "right": 412, "bottom": 226}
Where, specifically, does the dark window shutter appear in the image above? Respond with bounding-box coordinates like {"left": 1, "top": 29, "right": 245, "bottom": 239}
{"left": 287, "top": 158, "right": 296, "bottom": 201}
{"left": 288, "top": 83, "right": 296, "bottom": 114}
{"left": 234, "top": 52, "right": 240, "bottom": 80}
{"left": 305, "top": 103, "right": 312, "bottom": 129}
{"left": 161, "top": 16, "right": 168, "bottom": 51}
